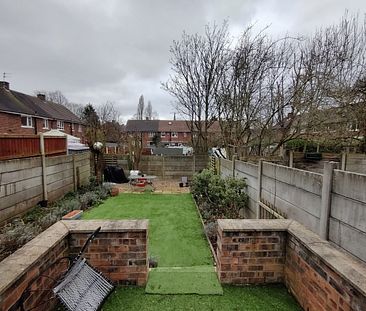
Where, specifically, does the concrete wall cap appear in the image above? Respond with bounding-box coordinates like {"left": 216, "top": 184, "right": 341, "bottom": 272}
{"left": 0, "top": 221, "right": 69, "bottom": 294}
{"left": 62, "top": 219, "right": 149, "bottom": 232}
{"left": 217, "top": 219, "right": 292, "bottom": 231}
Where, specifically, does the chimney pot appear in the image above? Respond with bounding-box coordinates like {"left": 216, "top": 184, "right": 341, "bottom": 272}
{"left": 37, "top": 93, "right": 46, "bottom": 101}
{"left": 0, "top": 81, "right": 9, "bottom": 90}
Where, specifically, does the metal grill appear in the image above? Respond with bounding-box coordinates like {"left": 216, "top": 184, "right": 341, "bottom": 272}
{"left": 53, "top": 258, "right": 114, "bottom": 311}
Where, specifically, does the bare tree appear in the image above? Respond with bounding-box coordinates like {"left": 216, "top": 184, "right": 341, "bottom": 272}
{"left": 144, "top": 100, "right": 153, "bottom": 120}
{"left": 46, "top": 90, "right": 68, "bottom": 106}
{"left": 45, "top": 90, "right": 84, "bottom": 117}
{"left": 97, "top": 101, "right": 122, "bottom": 145}
{"left": 134, "top": 95, "right": 145, "bottom": 120}
{"left": 162, "top": 22, "right": 231, "bottom": 153}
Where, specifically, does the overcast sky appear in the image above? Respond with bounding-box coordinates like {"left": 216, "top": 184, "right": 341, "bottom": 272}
{"left": 0, "top": 0, "right": 365, "bottom": 123}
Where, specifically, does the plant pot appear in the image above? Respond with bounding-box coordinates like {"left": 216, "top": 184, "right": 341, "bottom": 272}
{"left": 111, "top": 187, "right": 120, "bottom": 196}
{"left": 62, "top": 210, "right": 83, "bottom": 220}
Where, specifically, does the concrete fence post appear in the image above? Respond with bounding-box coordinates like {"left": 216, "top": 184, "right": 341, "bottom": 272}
{"left": 256, "top": 160, "right": 263, "bottom": 219}
{"left": 289, "top": 151, "right": 294, "bottom": 168}
{"left": 73, "top": 154, "right": 77, "bottom": 191}
{"left": 39, "top": 133, "right": 48, "bottom": 205}
{"left": 341, "top": 152, "right": 347, "bottom": 171}
{"left": 232, "top": 155, "right": 237, "bottom": 178}
{"left": 319, "top": 161, "right": 337, "bottom": 240}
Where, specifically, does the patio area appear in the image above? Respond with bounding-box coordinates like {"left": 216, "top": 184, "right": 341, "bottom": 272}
{"left": 116, "top": 179, "right": 191, "bottom": 194}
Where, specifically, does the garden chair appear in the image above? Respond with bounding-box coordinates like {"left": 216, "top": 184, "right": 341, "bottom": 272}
{"left": 13, "top": 227, "right": 114, "bottom": 311}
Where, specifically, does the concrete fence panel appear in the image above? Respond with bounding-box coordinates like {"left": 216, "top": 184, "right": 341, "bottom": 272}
{"left": 261, "top": 162, "right": 322, "bottom": 234}
{"left": 0, "top": 152, "right": 90, "bottom": 224}
{"left": 329, "top": 170, "right": 366, "bottom": 261}
{"left": 345, "top": 153, "right": 366, "bottom": 174}
{"left": 234, "top": 160, "right": 258, "bottom": 218}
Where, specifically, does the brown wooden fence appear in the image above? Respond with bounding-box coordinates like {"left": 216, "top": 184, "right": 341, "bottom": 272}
{"left": 0, "top": 135, "right": 67, "bottom": 160}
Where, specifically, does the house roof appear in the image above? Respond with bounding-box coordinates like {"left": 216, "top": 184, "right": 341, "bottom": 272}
{"left": 0, "top": 84, "right": 82, "bottom": 124}
{"left": 158, "top": 120, "right": 190, "bottom": 132}
{"left": 0, "top": 88, "right": 38, "bottom": 116}
{"left": 125, "top": 120, "right": 160, "bottom": 132}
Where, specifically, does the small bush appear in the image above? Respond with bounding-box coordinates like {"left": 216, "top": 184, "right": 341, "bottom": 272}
{"left": 191, "top": 169, "right": 248, "bottom": 220}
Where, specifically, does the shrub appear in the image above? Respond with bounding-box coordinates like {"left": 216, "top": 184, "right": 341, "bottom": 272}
{"left": 191, "top": 169, "right": 248, "bottom": 219}
{"left": 0, "top": 221, "right": 40, "bottom": 259}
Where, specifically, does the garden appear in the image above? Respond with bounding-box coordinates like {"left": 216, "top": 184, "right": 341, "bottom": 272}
{"left": 83, "top": 189, "right": 301, "bottom": 310}
{"left": 0, "top": 171, "right": 301, "bottom": 310}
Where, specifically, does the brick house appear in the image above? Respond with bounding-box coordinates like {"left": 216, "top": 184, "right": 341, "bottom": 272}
{"left": 0, "top": 81, "right": 85, "bottom": 140}
{"left": 125, "top": 120, "right": 191, "bottom": 147}
{"left": 125, "top": 119, "right": 221, "bottom": 147}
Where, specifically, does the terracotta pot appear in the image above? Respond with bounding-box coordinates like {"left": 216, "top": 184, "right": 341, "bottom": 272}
{"left": 111, "top": 187, "right": 120, "bottom": 196}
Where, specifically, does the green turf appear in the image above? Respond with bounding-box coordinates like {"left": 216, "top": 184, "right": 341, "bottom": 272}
{"left": 83, "top": 193, "right": 213, "bottom": 267}
{"left": 101, "top": 285, "right": 302, "bottom": 311}
{"left": 146, "top": 266, "right": 223, "bottom": 295}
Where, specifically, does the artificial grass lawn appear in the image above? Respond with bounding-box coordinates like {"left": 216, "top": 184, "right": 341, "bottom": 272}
{"left": 146, "top": 266, "right": 223, "bottom": 295}
{"left": 102, "top": 285, "right": 302, "bottom": 311}
{"left": 83, "top": 193, "right": 213, "bottom": 267}
{"left": 85, "top": 193, "right": 301, "bottom": 309}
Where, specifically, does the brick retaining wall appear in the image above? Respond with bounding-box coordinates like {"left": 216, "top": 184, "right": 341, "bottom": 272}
{"left": 217, "top": 228, "right": 286, "bottom": 284}
{"left": 0, "top": 220, "right": 148, "bottom": 311}
{"left": 217, "top": 219, "right": 366, "bottom": 311}
{"left": 68, "top": 221, "right": 148, "bottom": 286}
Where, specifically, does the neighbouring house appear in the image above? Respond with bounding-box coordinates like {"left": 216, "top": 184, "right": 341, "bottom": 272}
{"left": 0, "top": 81, "right": 85, "bottom": 141}
{"left": 125, "top": 119, "right": 221, "bottom": 148}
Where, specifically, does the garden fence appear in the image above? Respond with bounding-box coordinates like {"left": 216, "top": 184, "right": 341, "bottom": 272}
{"left": 218, "top": 157, "right": 366, "bottom": 263}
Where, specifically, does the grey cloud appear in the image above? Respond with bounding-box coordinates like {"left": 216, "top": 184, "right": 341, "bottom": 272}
{"left": 0, "top": 0, "right": 365, "bottom": 121}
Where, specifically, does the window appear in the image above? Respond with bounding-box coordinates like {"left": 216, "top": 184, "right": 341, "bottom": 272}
{"left": 57, "top": 120, "right": 64, "bottom": 130}
{"left": 21, "top": 115, "right": 33, "bottom": 128}
{"left": 78, "top": 124, "right": 82, "bottom": 132}
{"left": 148, "top": 132, "right": 155, "bottom": 138}
{"left": 71, "top": 123, "right": 75, "bottom": 131}
{"left": 161, "top": 132, "right": 166, "bottom": 138}
{"left": 43, "top": 119, "right": 49, "bottom": 129}
{"left": 171, "top": 132, "right": 178, "bottom": 138}
{"left": 184, "top": 132, "right": 187, "bottom": 138}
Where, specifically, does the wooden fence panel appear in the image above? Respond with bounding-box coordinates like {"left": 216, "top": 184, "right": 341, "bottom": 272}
{"left": 0, "top": 135, "right": 67, "bottom": 160}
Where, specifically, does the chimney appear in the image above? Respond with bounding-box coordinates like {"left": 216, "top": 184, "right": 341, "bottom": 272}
{"left": 0, "top": 81, "right": 9, "bottom": 90}
{"left": 37, "top": 93, "right": 46, "bottom": 101}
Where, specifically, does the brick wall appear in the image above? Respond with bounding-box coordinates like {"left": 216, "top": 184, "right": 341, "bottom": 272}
{"left": 0, "top": 112, "right": 35, "bottom": 135}
{"left": 0, "top": 220, "right": 149, "bottom": 311}
{"left": 0, "top": 112, "right": 85, "bottom": 141}
{"left": 217, "top": 220, "right": 286, "bottom": 284}
{"left": 217, "top": 219, "right": 366, "bottom": 311}
{"left": 285, "top": 233, "right": 366, "bottom": 311}
{"left": 69, "top": 231, "right": 148, "bottom": 286}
